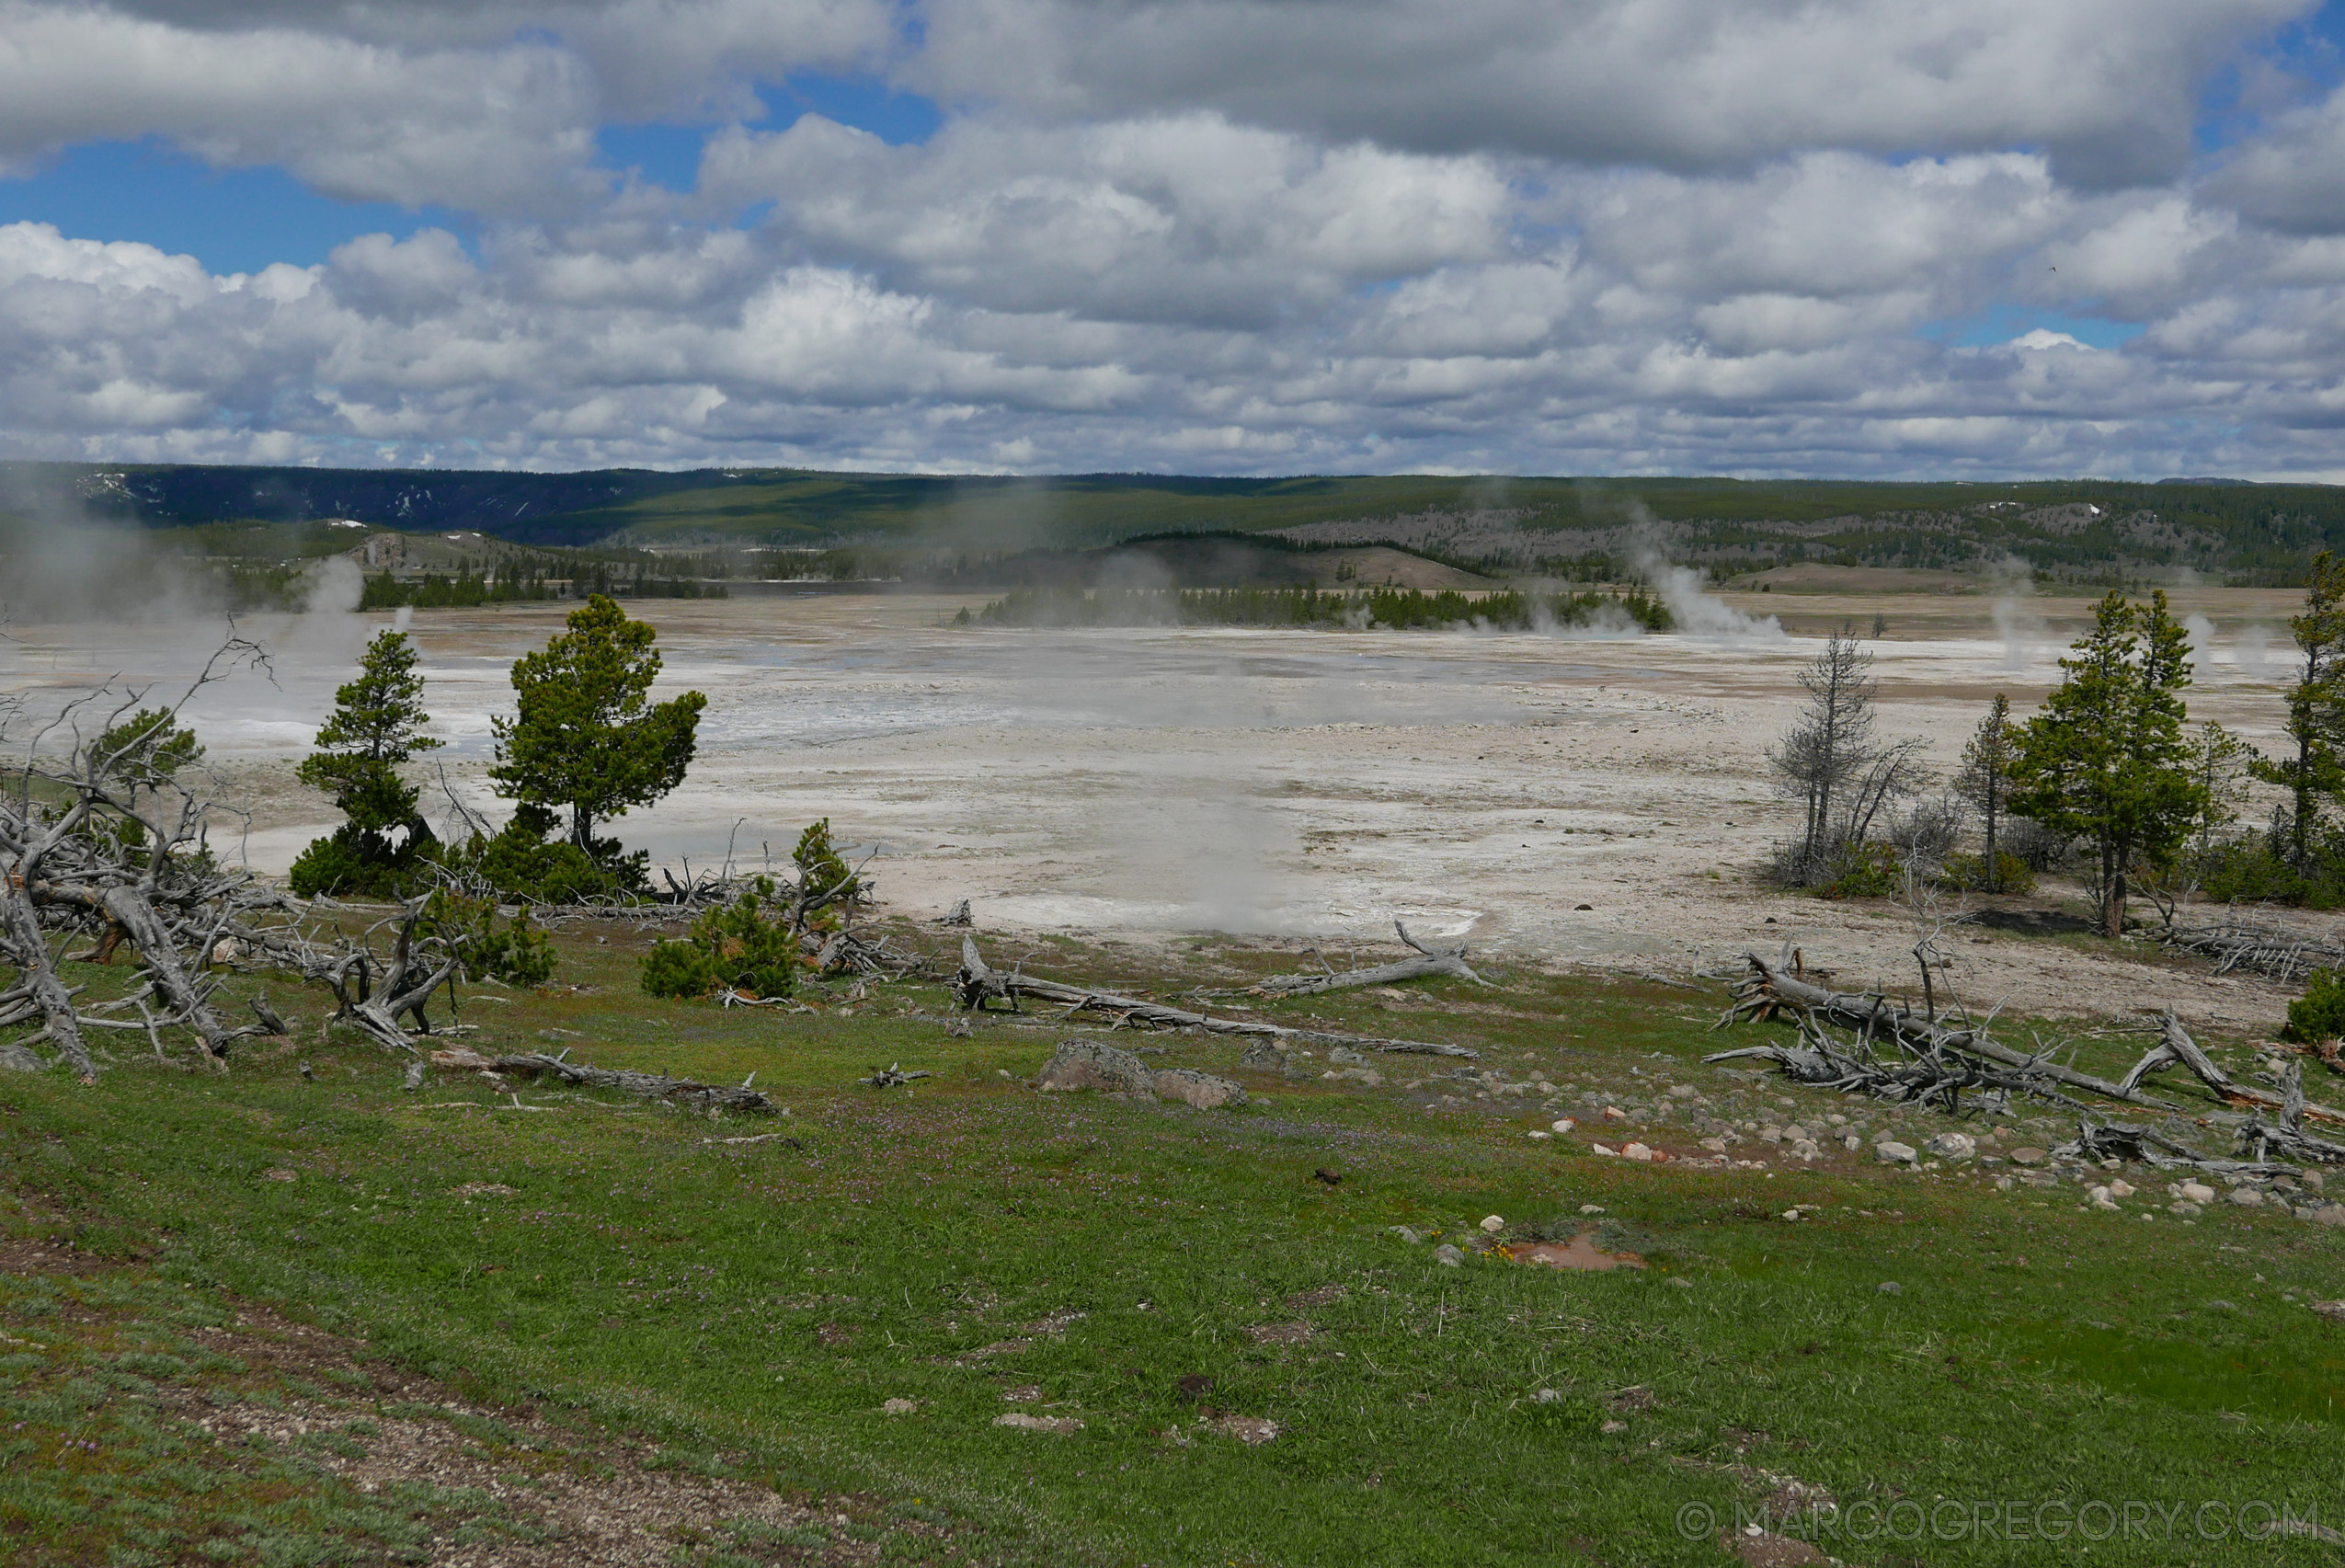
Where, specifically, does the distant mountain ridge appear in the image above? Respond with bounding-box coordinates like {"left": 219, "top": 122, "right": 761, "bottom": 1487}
{"left": 3, "top": 461, "right": 2342, "bottom": 583}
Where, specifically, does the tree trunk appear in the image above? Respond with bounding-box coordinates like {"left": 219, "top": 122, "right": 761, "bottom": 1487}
{"left": 2103, "top": 845, "right": 2126, "bottom": 937}
{"left": 1981, "top": 783, "right": 1999, "bottom": 892}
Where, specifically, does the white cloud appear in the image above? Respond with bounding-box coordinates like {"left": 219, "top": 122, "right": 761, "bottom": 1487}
{"left": 5, "top": 1, "right": 2345, "bottom": 477}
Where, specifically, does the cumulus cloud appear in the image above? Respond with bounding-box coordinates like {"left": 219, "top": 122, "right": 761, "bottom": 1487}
{"left": 2, "top": 0, "right": 2345, "bottom": 476}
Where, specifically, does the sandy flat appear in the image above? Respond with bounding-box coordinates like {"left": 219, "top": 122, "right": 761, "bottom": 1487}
{"left": 2, "top": 583, "right": 2321, "bottom": 1032}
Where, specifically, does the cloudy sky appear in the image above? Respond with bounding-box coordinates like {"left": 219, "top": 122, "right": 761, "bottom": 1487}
{"left": 4, "top": 1, "right": 2345, "bottom": 479}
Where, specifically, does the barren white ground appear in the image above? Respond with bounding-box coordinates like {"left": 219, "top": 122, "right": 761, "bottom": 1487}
{"left": 3, "top": 581, "right": 2325, "bottom": 1032}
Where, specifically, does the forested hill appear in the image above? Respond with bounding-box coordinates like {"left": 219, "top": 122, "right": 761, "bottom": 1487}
{"left": 4, "top": 461, "right": 2343, "bottom": 582}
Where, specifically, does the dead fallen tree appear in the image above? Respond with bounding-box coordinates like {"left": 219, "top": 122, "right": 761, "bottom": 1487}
{"left": 1254, "top": 921, "right": 1486, "bottom": 997}
{"left": 2158, "top": 913, "right": 2345, "bottom": 983}
{"left": 1713, "top": 949, "right": 2189, "bottom": 1112}
{"left": 1710, "top": 947, "right": 2345, "bottom": 1174}
{"left": 952, "top": 937, "right": 1477, "bottom": 1059}
{"left": 428, "top": 1046, "right": 777, "bottom": 1115}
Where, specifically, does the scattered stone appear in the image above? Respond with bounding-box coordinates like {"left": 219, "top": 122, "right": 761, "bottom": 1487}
{"left": 1601, "top": 1105, "right": 1628, "bottom": 1121}
{"left": 1591, "top": 1143, "right": 1619, "bottom": 1157}
{"left": 450, "top": 1182, "right": 516, "bottom": 1198}
{"left": 2169, "top": 1201, "right": 2203, "bottom": 1217}
{"left": 1599, "top": 1419, "right": 1629, "bottom": 1433}
{"left": 1479, "top": 1214, "right": 1506, "bottom": 1233}
{"left": 1035, "top": 1040, "right": 1155, "bottom": 1096}
{"left": 1246, "top": 1322, "right": 1316, "bottom": 1345}
{"left": 1665, "top": 1276, "right": 1694, "bottom": 1288}
{"left": 882, "top": 1398, "right": 919, "bottom": 1415}
{"left": 262, "top": 1168, "right": 297, "bottom": 1182}
{"left": 1551, "top": 1117, "right": 1576, "bottom": 1133}
{"left": 1433, "top": 1244, "right": 1465, "bottom": 1267}
{"left": 1209, "top": 1415, "right": 1281, "bottom": 1445}
{"left": 0, "top": 1043, "right": 46, "bottom": 1072}
{"left": 993, "top": 1413, "right": 1082, "bottom": 1434}
{"left": 2008, "top": 1147, "right": 2048, "bottom": 1167}
{"left": 2226, "top": 1187, "right": 2267, "bottom": 1207}
{"left": 2311, "top": 1205, "right": 2345, "bottom": 1228}
{"left": 1237, "top": 1040, "right": 1288, "bottom": 1071}
{"left": 1877, "top": 1281, "right": 1903, "bottom": 1296}
{"left": 1925, "top": 1132, "right": 1975, "bottom": 1161}
{"left": 1579, "top": 1204, "right": 1607, "bottom": 1215}
{"left": 2179, "top": 1181, "right": 2215, "bottom": 1204}
{"left": 1875, "top": 1142, "right": 1917, "bottom": 1166}
{"left": 1727, "top": 1527, "right": 1833, "bottom": 1567}
{"left": 2312, "top": 1301, "right": 2345, "bottom": 1323}
{"left": 999, "top": 1386, "right": 1043, "bottom": 1402}
{"left": 1155, "top": 1067, "right": 1249, "bottom": 1109}
{"left": 1621, "top": 1142, "right": 1658, "bottom": 1162}
{"left": 2107, "top": 1178, "right": 2135, "bottom": 1199}
{"left": 1531, "top": 1388, "right": 1562, "bottom": 1404}
{"left": 1392, "top": 1226, "right": 1424, "bottom": 1244}
{"left": 2088, "top": 1186, "right": 2120, "bottom": 1212}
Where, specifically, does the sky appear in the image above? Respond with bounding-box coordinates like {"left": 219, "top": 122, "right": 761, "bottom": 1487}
{"left": 5, "top": 3, "right": 2345, "bottom": 479}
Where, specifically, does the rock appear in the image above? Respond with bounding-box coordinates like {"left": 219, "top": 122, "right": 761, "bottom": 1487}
{"left": 1875, "top": 1141, "right": 1918, "bottom": 1166}
{"left": 1591, "top": 1142, "right": 1619, "bottom": 1157}
{"left": 1665, "top": 1276, "right": 1694, "bottom": 1288}
{"left": 1237, "top": 1039, "right": 1287, "bottom": 1071}
{"left": 1782, "top": 1124, "right": 1809, "bottom": 1141}
{"left": 1392, "top": 1226, "right": 1424, "bottom": 1244}
{"left": 2312, "top": 1300, "right": 2345, "bottom": 1322}
{"left": 2168, "top": 1201, "right": 2202, "bottom": 1217}
{"left": 1550, "top": 1117, "right": 1576, "bottom": 1133}
{"left": 993, "top": 1413, "right": 1082, "bottom": 1434}
{"left": 1699, "top": 1137, "right": 1729, "bottom": 1153}
{"left": 2107, "top": 1178, "right": 2134, "bottom": 1198}
{"left": 1926, "top": 1132, "right": 1976, "bottom": 1161}
{"left": 1877, "top": 1281, "right": 1903, "bottom": 1295}
{"left": 1579, "top": 1204, "right": 1607, "bottom": 1215}
{"left": 1600, "top": 1104, "right": 1628, "bottom": 1122}
{"left": 1433, "top": 1244, "right": 1465, "bottom": 1267}
{"left": 1327, "top": 1047, "right": 1367, "bottom": 1065}
{"left": 999, "top": 1385, "right": 1043, "bottom": 1402}
{"left": 1758, "top": 1126, "right": 1783, "bottom": 1144}
{"left": 2226, "top": 1187, "right": 2267, "bottom": 1207}
{"left": 1600, "top": 1418, "right": 1628, "bottom": 1433}
{"left": 0, "top": 1042, "right": 46, "bottom": 1073}
{"left": 1479, "top": 1214, "right": 1506, "bottom": 1233}
{"left": 883, "top": 1398, "right": 919, "bottom": 1414}
{"left": 1036, "top": 1040, "right": 1155, "bottom": 1096}
{"left": 1532, "top": 1388, "right": 1562, "bottom": 1403}
{"left": 1154, "top": 1067, "right": 1248, "bottom": 1109}
{"left": 2179, "top": 1181, "right": 2215, "bottom": 1204}
{"left": 1621, "top": 1142, "right": 1657, "bottom": 1162}
{"left": 2311, "top": 1205, "right": 2345, "bottom": 1228}
{"left": 2008, "top": 1147, "right": 2048, "bottom": 1167}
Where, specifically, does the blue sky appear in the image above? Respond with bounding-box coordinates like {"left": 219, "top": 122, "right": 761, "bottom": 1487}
{"left": 0, "top": 73, "right": 943, "bottom": 274}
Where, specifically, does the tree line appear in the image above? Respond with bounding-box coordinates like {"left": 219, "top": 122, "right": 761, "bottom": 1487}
{"left": 1770, "top": 554, "right": 2345, "bottom": 935}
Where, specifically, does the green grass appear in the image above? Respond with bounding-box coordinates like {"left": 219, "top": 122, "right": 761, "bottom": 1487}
{"left": 6, "top": 928, "right": 2345, "bottom": 1563}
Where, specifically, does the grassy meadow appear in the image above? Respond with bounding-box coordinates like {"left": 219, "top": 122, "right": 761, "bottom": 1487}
{"left": 6, "top": 923, "right": 2345, "bottom": 1564}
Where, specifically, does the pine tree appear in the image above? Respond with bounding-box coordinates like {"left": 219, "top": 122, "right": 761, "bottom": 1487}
{"left": 2250, "top": 549, "right": 2345, "bottom": 871}
{"left": 2009, "top": 591, "right": 2202, "bottom": 936}
{"left": 1956, "top": 694, "right": 2019, "bottom": 891}
{"left": 487, "top": 594, "right": 705, "bottom": 863}
{"left": 290, "top": 631, "right": 441, "bottom": 896}
{"left": 86, "top": 707, "right": 202, "bottom": 818}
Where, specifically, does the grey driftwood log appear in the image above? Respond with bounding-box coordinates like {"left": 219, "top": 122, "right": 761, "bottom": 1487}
{"left": 1253, "top": 921, "right": 1485, "bottom": 997}
{"left": 952, "top": 936, "right": 1476, "bottom": 1059}
{"left": 430, "top": 1046, "right": 778, "bottom": 1115}
{"left": 1035, "top": 1039, "right": 1247, "bottom": 1108}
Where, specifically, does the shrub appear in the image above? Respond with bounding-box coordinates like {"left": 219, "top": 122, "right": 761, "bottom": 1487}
{"left": 1814, "top": 841, "right": 1902, "bottom": 899}
{"left": 1939, "top": 851, "right": 2037, "bottom": 896}
{"left": 641, "top": 876, "right": 799, "bottom": 1001}
{"left": 2001, "top": 818, "right": 2073, "bottom": 873}
{"left": 2283, "top": 969, "right": 2345, "bottom": 1045}
{"left": 439, "top": 809, "right": 646, "bottom": 904}
{"left": 289, "top": 824, "right": 433, "bottom": 900}
{"left": 424, "top": 890, "right": 556, "bottom": 989}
